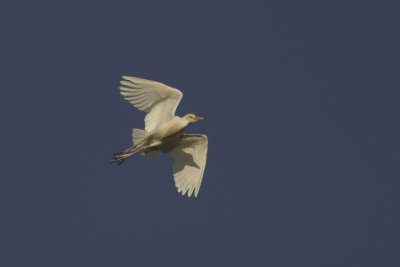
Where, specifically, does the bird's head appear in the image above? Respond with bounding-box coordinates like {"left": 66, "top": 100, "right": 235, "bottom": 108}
{"left": 184, "top": 113, "right": 204, "bottom": 124}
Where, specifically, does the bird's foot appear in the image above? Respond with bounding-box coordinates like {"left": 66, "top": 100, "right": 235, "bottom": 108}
{"left": 111, "top": 145, "right": 152, "bottom": 165}
{"left": 111, "top": 155, "right": 125, "bottom": 165}
{"left": 111, "top": 150, "right": 137, "bottom": 165}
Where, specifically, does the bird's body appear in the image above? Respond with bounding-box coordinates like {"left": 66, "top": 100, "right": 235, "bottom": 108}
{"left": 112, "top": 76, "right": 208, "bottom": 197}
{"left": 149, "top": 116, "right": 188, "bottom": 145}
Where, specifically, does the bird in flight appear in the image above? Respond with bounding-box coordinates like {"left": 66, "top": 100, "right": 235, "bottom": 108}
{"left": 112, "top": 76, "right": 208, "bottom": 197}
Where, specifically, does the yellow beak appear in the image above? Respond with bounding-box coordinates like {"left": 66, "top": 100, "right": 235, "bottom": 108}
{"left": 193, "top": 116, "right": 204, "bottom": 121}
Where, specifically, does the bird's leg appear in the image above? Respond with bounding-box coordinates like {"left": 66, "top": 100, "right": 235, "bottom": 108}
{"left": 182, "top": 134, "right": 204, "bottom": 138}
{"left": 121, "top": 145, "right": 153, "bottom": 158}
{"left": 113, "top": 145, "right": 136, "bottom": 156}
{"left": 111, "top": 145, "right": 153, "bottom": 165}
{"left": 113, "top": 140, "right": 145, "bottom": 156}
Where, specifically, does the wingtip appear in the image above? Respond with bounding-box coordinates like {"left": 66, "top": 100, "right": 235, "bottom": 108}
{"left": 122, "top": 75, "right": 135, "bottom": 82}
{"left": 120, "top": 76, "right": 129, "bottom": 85}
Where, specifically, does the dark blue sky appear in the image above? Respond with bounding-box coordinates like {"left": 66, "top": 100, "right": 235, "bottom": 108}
{"left": 1, "top": 1, "right": 400, "bottom": 266}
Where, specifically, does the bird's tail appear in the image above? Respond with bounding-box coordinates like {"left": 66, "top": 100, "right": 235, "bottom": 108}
{"left": 111, "top": 128, "right": 159, "bottom": 165}
{"left": 111, "top": 129, "right": 149, "bottom": 165}
{"left": 132, "top": 128, "right": 148, "bottom": 146}
{"left": 132, "top": 128, "right": 159, "bottom": 161}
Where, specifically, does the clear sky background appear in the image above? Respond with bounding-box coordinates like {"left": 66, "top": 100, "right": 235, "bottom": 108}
{"left": 1, "top": 0, "right": 399, "bottom": 266}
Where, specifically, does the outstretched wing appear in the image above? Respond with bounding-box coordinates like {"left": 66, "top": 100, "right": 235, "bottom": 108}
{"left": 119, "top": 76, "right": 183, "bottom": 132}
{"left": 162, "top": 135, "right": 208, "bottom": 197}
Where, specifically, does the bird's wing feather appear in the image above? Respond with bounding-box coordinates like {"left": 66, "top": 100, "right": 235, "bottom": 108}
{"left": 119, "top": 76, "right": 183, "bottom": 132}
{"left": 162, "top": 135, "right": 208, "bottom": 197}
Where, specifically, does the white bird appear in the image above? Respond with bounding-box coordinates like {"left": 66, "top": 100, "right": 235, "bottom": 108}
{"left": 112, "top": 76, "right": 208, "bottom": 198}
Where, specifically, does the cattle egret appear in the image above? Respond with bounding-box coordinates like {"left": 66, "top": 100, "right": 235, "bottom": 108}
{"left": 111, "top": 76, "right": 208, "bottom": 197}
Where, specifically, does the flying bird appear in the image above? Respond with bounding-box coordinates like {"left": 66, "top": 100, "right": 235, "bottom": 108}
{"left": 112, "top": 76, "right": 208, "bottom": 197}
